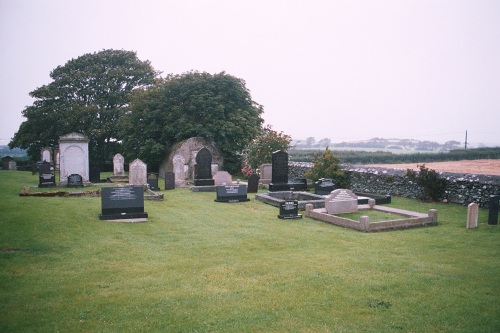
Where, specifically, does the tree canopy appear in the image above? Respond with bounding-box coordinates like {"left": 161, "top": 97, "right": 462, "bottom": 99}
{"left": 243, "top": 125, "right": 292, "bottom": 171}
{"left": 120, "top": 71, "right": 264, "bottom": 173}
{"left": 9, "top": 49, "right": 159, "bottom": 165}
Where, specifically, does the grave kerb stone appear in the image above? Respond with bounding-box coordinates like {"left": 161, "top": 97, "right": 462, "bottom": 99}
{"left": 325, "top": 189, "right": 358, "bottom": 215}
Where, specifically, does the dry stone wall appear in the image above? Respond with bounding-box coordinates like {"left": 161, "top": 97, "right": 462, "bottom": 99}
{"left": 289, "top": 162, "right": 500, "bottom": 208}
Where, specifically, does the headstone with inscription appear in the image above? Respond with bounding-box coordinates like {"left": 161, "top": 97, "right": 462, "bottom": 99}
{"left": 147, "top": 173, "right": 160, "bottom": 190}
{"left": 278, "top": 200, "right": 302, "bottom": 219}
{"left": 194, "top": 148, "right": 214, "bottom": 186}
{"left": 164, "top": 172, "right": 175, "bottom": 190}
{"left": 215, "top": 185, "right": 250, "bottom": 202}
{"left": 113, "top": 153, "right": 125, "bottom": 176}
{"left": 259, "top": 163, "right": 272, "bottom": 184}
{"left": 38, "top": 161, "right": 56, "bottom": 187}
{"left": 129, "top": 159, "right": 147, "bottom": 186}
{"left": 247, "top": 173, "right": 260, "bottom": 193}
{"left": 99, "top": 186, "right": 148, "bottom": 221}
{"left": 315, "top": 178, "right": 336, "bottom": 195}
{"left": 289, "top": 178, "right": 308, "bottom": 191}
{"left": 467, "top": 203, "right": 479, "bottom": 229}
{"left": 269, "top": 150, "right": 290, "bottom": 191}
{"left": 67, "top": 174, "right": 83, "bottom": 188}
{"left": 325, "top": 189, "right": 358, "bottom": 215}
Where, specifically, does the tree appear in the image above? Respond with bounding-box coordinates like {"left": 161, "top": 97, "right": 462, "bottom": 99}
{"left": 243, "top": 125, "right": 292, "bottom": 172}
{"left": 305, "top": 147, "right": 349, "bottom": 187}
{"left": 407, "top": 164, "right": 448, "bottom": 201}
{"left": 9, "top": 49, "right": 159, "bottom": 166}
{"left": 120, "top": 71, "right": 264, "bottom": 173}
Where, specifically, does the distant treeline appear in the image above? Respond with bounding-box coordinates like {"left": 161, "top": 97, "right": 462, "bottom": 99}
{"left": 289, "top": 147, "right": 500, "bottom": 165}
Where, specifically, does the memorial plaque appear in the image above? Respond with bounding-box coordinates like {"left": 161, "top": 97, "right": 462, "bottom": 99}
{"left": 278, "top": 200, "right": 302, "bottom": 219}
{"left": 99, "top": 186, "right": 148, "bottom": 221}
{"left": 164, "top": 172, "right": 175, "bottom": 190}
{"left": 247, "top": 173, "right": 260, "bottom": 193}
{"left": 215, "top": 185, "right": 250, "bottom": 202}
{"left": 67, "top": 174, "right": 83, "bottom": 187}
{"left": 147, "top": 173, "right": 160, "bottom": 190}
{"left": 194, "top": 148, "right": 214, "bottom": 186}
{"left": 38, "top": 161, "right": 56, "bottom": 187}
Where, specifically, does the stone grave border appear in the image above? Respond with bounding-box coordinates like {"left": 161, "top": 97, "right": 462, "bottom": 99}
{"left": 305, "top": 204, "right": 438, "bottom": 232}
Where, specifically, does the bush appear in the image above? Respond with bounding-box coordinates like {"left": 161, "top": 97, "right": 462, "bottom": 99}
{"left": 305, "top": 147, "right": 349, "bottom": 188}
{"left": 407, "top": 164, "right": 448, "bottom": 201}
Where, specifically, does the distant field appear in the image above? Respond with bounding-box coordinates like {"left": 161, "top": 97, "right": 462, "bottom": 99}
{"left": 367, "top": 159, "right": 500, "bottom": 176}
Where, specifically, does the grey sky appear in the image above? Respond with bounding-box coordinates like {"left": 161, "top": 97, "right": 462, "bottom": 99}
{"left": 1, "top": 0, "right": 499, "bottom": 146}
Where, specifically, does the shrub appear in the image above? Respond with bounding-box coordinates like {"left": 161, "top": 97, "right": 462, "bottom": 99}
{"left": 407, "top": 164, "right": 448, "bottom": 201}
{"left": 305, "top": 147, "right": 349, "bottom": 188}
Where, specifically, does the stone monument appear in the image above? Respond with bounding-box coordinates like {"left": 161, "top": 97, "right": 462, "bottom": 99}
{"left": 113, "top": 153, "right": 125, "bottom": 176}
{"left": 269, "top": 150, "right": 290, "bottom": 191}
{"left": 194, "top": 148, "right": 215, "bottom": 186}
{"left": 58, "top": 133, "right": 90, "bottom": 186}
{"left": 129, "top": 159, "right": 147, "bottom": 186}
{"left": 467, "top": 202, "right": 479, "bottom": 229}
{"left": 325, "top": 189, "right": 358, "bottom": 215}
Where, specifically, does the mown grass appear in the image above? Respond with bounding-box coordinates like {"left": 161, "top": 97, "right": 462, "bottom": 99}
{"left": 0, "top": 170, "right": 499, "bottom": 332}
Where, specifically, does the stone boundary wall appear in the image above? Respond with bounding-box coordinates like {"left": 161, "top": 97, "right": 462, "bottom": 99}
{"left": 289, "top": 162, "right": 500, "bottom": 208}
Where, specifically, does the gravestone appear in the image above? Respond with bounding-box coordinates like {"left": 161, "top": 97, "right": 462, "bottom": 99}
{"left": 89, "top": 167, "right": 100, "bottom": 183}
{"left": 259, "top": 163, "right": 272, "bottom": 184}
{"left": 269, "top": 150, "right": 290, "bottom": 191}
{"left": 247, "top": 173, "right": 260, "bottom": 193}
{"left": 113, "top": 153, "right": 125, "bottom": 176}
{"left": 38, "top": 161, "right": 56, "bottom": 187}
{"left": 164, "top": 172, "right": 175, "bottom": 190}
{"left": 213, "top": 171, "right": 233, "bottom": 186}
{"left": 325, "top": 189, "right": 358, "bottom": 215}
{"left": 488, "top": 195, "right": 499, "bottom": 225}
{"left": 2, "top": 156, "right": 16, "bottom": 170}
{"left": 215, "top": 185, "right": 250, "bottom": 202}
{"left": 129, "top": 159, "right": 147, "bottom": 186}
{"left": 41, "top": 147, "right": 52, "bottom": 163}
{"left": 194, "top": 148, "right": 214, "bottom": 186}
{"left": 147, "top": 173, "right": 160, "bottom": 190}
{"left": 315, "top": 178, "right": 335, "bottom": 195}
{"left": 99, "top": 186, "right": 148, "bottom": 221}
{"left": 278, "top": 200, "right": 302, "bottom": 219}
{"left": 59, "top": 133, "right": 89, "bottom": 186}
{"left": 67, "top": 174, "right": 83, "bottom": 188}
{"left": 289, "top": 178, "right": 308, "bottom": 191}
{"left": 172, "top": 155, "right": 186, "bottom": 186}
{"left": 467, "top": 203, "right": 479, "bottom": 229}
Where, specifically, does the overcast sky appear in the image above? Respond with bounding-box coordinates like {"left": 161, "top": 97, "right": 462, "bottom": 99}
{"left": 1, "top": 0, "right": 499, "bottom": 147}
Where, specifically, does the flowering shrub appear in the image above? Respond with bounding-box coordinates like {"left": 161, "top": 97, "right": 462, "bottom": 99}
{"left": 241, "top": 164, "right": 253, "bottom": 178}
{"left": 243, "top": 125, "right": 292, "bottom": 170}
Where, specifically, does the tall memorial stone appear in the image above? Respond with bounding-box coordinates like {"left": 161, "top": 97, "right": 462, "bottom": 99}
{"left": 247, "top": 173, "right": 260, "bottom": 193}
{"left": 113, "top": 153, "right": 125, "bottom": 176}
{"left": 269, "top": 150, "right": 290, "bottom": 191}
{"left": 259, "top": 163, "right": 272, "bottom": 184}
{"left": 488, "top": 195, "right": 499, "bottom": 225}
{"left": 194, "top": 148, "right": 214, "bottom": 186}
{"left": 129, "top": 159, "right": 147, "bottom": 186}
{"left": 38, "top": 161, "right": 56, "bottom": 187}
{"left": 58, "top": 133, "right": 89, "bottom": 186}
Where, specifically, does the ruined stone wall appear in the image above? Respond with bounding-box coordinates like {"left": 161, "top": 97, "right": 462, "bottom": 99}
{"left": 289, "top": 162, "right": 500, "bottom": 208}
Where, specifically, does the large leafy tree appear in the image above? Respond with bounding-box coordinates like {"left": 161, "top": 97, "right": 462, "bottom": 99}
{"left": 9, "top": 49, "right": 159, "bottom": 166}
{"left": 121, "top": 71, "right": 264, "bottom": 173}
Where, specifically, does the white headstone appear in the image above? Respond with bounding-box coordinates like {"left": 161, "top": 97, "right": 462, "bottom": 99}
{"left": 113, "top": 153, "right": 125, "bottom": 176}
{"left": 325, "top": 189, "right": 358, "bottom": 215}
{"left": 467, "top": 203, "right": 479, "bottom": 229}
{"left": 58, "top": 133, "right": 89, "bottom": 186}
{"left": 213, "top": 171, "right": 233, "bottom": 186}
{"left": 172, "top": 154, "right": 186, "bottom": 185}
{"left": 41, "top": 147, "right": 52, "bottom": 163}
{"left": 129, "top": 159, "right": 147, "bottom": 186}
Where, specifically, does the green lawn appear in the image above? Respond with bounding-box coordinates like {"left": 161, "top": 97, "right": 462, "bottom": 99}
{"left": 1, "top": 170, "right": 499, "bottom": 332}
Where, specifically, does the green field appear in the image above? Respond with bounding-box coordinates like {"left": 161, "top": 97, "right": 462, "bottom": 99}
{"left": 1, "top": 171, "right": 499, "bottom": 332}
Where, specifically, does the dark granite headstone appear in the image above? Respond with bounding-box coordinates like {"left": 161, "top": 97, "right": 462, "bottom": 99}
{"left": 164, "top": 172, "right": 175, "bottom": 190}
{"left": 488, "top": 195, "right": 499, "bottom": 225}
{"left": 194, "top": 148, "right": 214, "bottom": 186}
{"left": 147, "top": 173, "right": 160, "bottom": 190}
{"left": 269, "top": 150, "right": 290, "bottom": 191}
{"left": 38, "top": 161, "right": 55, "bottom": 187}
{"left": 215, "top": 185, "right": 250, "bottom": 202}
{"left": 99, "top": 186, "right": 148, "bottom": 220}
{"left": 289, "top": 178, "right": 308, "bottom": 191}
{"left": 89, "top": 167, "right": 100, "bottom": 183}
{"left": 278, "top": 200, "right": 302, "bottom": 219}
{"left": 315, "top": 178, "right": 335, "bottom": 195}
{"left": 67, "top": 174, "right": 83, "bottom": 188}
{"left": 247, "top": 173, "right": 260, "bottom": 193}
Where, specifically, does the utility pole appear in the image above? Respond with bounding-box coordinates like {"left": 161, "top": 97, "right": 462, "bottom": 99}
{"left": 465, "top": 130, "right": 468, "bottom": 150}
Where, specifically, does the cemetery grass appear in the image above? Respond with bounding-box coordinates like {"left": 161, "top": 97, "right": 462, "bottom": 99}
{"left": 1, "top": 171, "right": 499, "bottom": 332}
